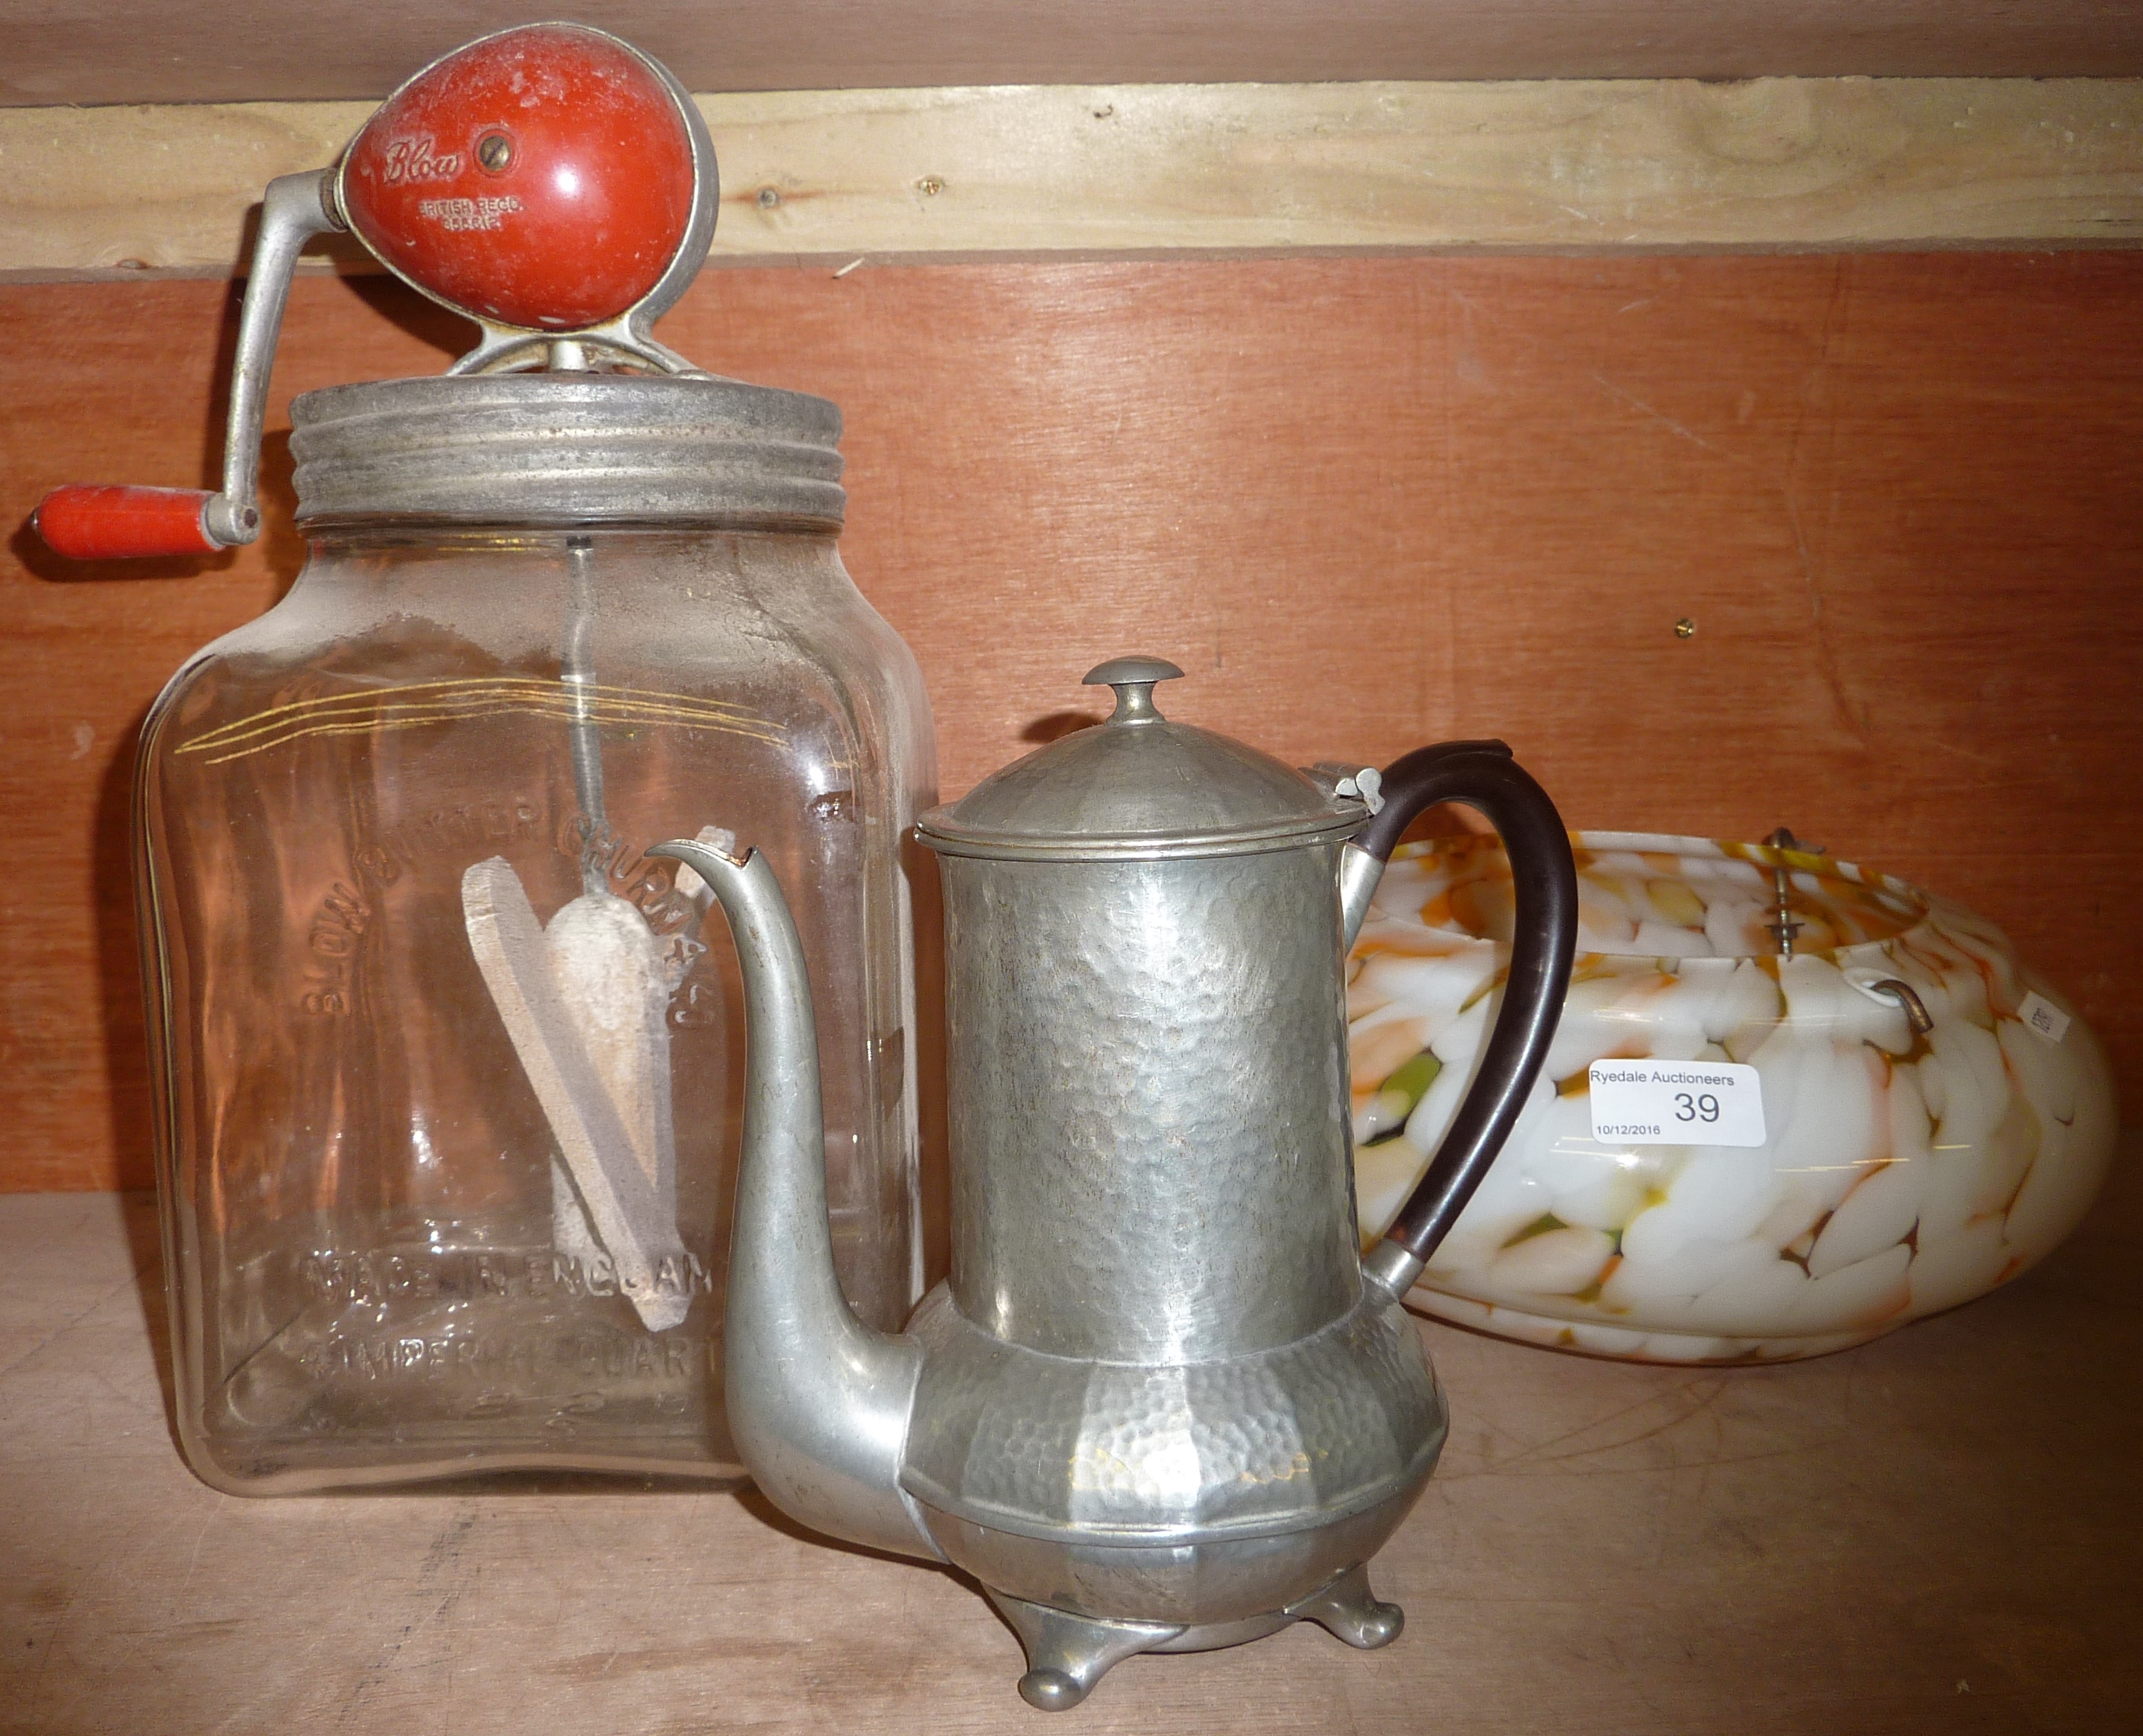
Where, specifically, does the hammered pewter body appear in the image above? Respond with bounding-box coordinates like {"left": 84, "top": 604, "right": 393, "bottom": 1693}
{"left": 902, "top": 848, "right": 1449, "bottom": 1635}
{"left": 900, "top": 1280, "right": 1444, "bottom": 1617}
{"left": 654, "top": 657, "right": 1579, "bottom": 1710}
{"left": 945, "top": 849, "right": 1359, "bottom": 1362}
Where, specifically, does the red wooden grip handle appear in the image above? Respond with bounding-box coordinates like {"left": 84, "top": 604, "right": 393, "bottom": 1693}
{"left": 34, "top": 485, "right": 219, "bottom": 560}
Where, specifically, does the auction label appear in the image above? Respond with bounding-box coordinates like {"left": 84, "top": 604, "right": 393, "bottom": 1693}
{"left": 1588, "top": 1059, "right": 1766, "bottom": 1147}
{"left": 2016, "top": 991, "right": 2071, "bottom": 1046}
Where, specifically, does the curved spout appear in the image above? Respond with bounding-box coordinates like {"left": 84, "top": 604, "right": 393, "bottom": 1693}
{"left": 649, "top": 839, "right": 934, "bottom": 1560}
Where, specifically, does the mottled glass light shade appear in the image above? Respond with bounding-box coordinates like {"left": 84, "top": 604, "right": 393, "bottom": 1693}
{"left": 1350, "top": 832, "right": 2117, "bottom": 1363}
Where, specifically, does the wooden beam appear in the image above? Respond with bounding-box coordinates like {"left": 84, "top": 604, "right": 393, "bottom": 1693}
{"left": 3, "top": 1, "right": 2140, "bottom": 106}
{"left": 1, "top": 78, "right": 2140, "bottom": 281}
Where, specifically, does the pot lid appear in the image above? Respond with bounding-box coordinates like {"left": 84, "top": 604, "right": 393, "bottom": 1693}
{"left": 917, "top": 656, "right": 1368, "bottom": 861}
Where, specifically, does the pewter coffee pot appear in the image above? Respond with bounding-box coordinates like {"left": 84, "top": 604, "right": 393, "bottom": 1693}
{"left": 653, "top": 658, "right": 1577, "bottom": 1708}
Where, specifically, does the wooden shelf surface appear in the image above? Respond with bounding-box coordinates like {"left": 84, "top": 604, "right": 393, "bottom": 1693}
{"left": 1, "top": 1145, "right": 2138, "bottom": 1735}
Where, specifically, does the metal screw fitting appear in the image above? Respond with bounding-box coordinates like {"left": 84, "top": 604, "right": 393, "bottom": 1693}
{"left": 1766, "top": 825, "right": 1804, "bottom": 959}
{"left": 476, "top": 132, "right": 512, "bottom": 172}
{"left": 757, "top": 186, "right": 781, "bottom": 208}
{"left": 1674, "top": 617, "right": 1696, "bottom": 639}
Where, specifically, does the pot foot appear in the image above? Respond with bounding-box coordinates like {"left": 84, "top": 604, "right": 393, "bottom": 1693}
{"left": 984, "top": 1590, "right": 1183, "bottom": 1710}
{"left": 1289, "top": 1562, "right": 1404, "bottom": 1649}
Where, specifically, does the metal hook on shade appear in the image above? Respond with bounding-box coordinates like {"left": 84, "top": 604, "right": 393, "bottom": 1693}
{"left": 1869, "top": 978, "right": 1935, "bottom": 1035}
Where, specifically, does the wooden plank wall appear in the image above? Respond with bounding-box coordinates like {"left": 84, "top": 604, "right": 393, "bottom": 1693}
{"left": 12, "top": 80, "right": 2143, "bottom": 277}
{"left": 2, "top": 251, "right": 2137, "bottom": 1191}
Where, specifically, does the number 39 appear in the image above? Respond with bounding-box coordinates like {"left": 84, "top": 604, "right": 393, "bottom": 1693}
{"left": 1674, "top": 1091, "right": 1721, "bottom": 1124}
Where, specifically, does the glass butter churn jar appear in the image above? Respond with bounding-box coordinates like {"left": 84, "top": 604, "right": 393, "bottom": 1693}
{"left": 36, "top": 25, "right": 931, "bottom": 1492}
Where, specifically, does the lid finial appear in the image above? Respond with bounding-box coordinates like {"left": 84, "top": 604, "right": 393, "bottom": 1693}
{"left": 1083, "top": 656, "right": 1185, "bottom": 725}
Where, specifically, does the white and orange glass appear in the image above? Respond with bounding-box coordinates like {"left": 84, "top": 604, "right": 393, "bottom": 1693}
{"left": 1350, "top": 833, "right": 2117, "bottom": 1361}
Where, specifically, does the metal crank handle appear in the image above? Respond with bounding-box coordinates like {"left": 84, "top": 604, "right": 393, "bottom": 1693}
{"left": 32, "top": 170, "right": 342, "bottom": 559}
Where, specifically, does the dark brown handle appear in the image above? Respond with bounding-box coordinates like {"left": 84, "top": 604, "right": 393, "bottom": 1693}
{"left": 1356, "top": 740, "right": 1577, "bottom": 1266}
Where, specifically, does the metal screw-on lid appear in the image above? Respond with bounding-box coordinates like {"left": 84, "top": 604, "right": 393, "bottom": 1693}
{"left": 289, "top": 373, "right": 845, "bottom": 530}
{"left": 917, "top": 656, "right": 1367, "bottom": 861}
